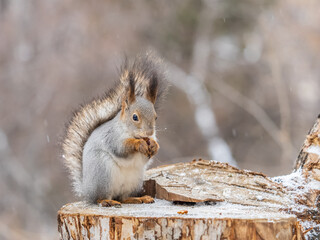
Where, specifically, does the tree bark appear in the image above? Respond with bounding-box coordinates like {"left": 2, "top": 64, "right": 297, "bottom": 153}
{"left": 58, "top": 116, "right": 320, "bottom": 240}
{"left": 294, "top": 115, "right": 320, "bottom": 177}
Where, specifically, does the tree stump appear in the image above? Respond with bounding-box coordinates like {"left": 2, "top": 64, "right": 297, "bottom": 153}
{"left": 58, "top": 201, "right": 301, "bottom": 240}
{"left": 58, "top": 116, "right": 320, "bottom": 240}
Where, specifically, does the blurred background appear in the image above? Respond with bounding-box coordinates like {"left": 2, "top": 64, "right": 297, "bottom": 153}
{"left": 1, "top": 0, "right": 320, "bottom": 239}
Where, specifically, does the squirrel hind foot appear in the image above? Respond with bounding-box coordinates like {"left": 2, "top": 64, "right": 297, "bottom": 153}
{"left": 121, "top": 195, "right": 154, "bottom": 204}
{"left": 97, "top": 199, "right": 122, "bottom": 208}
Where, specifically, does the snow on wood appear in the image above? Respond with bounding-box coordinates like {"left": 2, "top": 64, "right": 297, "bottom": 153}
{"left": 295, "top": 116, "right": 320, "bottom": 176}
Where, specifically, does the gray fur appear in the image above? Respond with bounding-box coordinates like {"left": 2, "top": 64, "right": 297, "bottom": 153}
{"left": 82, "top": 97, "right": 156, "bottom": 203}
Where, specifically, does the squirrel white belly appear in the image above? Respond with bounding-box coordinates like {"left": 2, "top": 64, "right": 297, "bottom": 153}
{"left": 63, "top": 53, "right": 168, "bottom": 206}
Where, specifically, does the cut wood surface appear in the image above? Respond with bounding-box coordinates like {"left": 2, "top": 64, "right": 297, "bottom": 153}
{"left": 58, "top": 116, "right": 320, "bottom": 239}
{"left": 143, "top": 160, "right": 290, "bottom": 207}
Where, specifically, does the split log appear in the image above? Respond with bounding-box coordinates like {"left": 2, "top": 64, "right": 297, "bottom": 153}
{"left": 58, "top": 116, "right": 320, "bottom": 239}
{"left": 143, "top": 160, "right": 290, "bottom": 207}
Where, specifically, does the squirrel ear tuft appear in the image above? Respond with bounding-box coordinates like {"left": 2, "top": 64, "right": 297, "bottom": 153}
{"left": 121, "top": 71, "right": 136, "bottom": 113}
{"left": 147, "top": 73, "right": 158, "bottom": 104}
{"left": 127, "top": 71, "right": 136, "bottom": 104}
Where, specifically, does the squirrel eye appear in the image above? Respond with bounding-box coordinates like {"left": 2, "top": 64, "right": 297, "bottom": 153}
{"left": 132, "top": 114, "right": 139, "bottom": 121}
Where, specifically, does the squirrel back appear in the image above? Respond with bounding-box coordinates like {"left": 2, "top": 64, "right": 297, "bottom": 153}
{"left": 62, "top": 53, "right": 168, "bottom": 197}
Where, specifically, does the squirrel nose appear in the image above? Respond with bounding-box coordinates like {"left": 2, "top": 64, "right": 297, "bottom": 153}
{"left": 146, "top": 130, "right": 154, "bottom": 136}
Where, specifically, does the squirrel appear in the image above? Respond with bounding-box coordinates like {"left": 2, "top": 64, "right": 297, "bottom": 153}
{"left": 62, "top": 53, "right": 168, "bottom": 207}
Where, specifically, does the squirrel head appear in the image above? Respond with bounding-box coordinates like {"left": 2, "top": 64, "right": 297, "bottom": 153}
{"left": 120, "top": 71, "right": 158, "bottom": 138}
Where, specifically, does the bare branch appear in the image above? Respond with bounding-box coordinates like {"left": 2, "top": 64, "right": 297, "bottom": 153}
{"left": 268, "top": 53, "right": 294, "bottom": 165}
{"left": 167, "top": 63, "right": 237, "bottom": 166}
{"left": 211, "top": 78, "right": 295, "bottom": 155}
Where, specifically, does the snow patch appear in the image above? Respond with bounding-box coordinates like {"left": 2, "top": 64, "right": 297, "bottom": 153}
{"left": 273, "top": 169, "right": 320, "bottom": 240}
{"left": 306, "top": 145, "right": 320, "bottom": 156}
{"left": 273, "top": 169, "right": 320, "bottom": 199}
{"left": 256, "top": 195, "right": 264, "bottom": 201}
{"left": 64, "top": 200, "right": 295, "bottom": 220}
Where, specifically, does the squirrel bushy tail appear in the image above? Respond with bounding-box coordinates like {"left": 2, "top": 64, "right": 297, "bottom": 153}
{"left": 63, "top": 53, "right": 168, "bottom": 197}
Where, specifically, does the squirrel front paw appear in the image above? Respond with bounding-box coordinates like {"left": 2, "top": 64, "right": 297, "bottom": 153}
{"left": 124, "top": 138, "right": 159, "bottom": 158}
{"left": 145, "top": 138, "right": 159, "bottom": 158}
{"left": 134, "top": 139, "right": 150, "bottom": 157}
